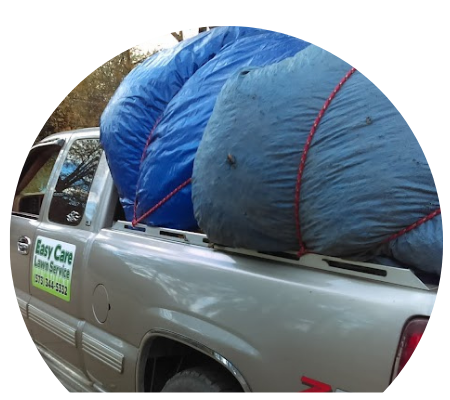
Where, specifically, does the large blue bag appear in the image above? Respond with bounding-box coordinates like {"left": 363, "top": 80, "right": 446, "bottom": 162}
{"left": 100, "top": 27, "right": 309, "bottom": 228}
{"left": 192, "top": 45, "right": 442, "bottom": 275}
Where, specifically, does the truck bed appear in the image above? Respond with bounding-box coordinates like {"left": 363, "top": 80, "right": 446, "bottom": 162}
{"left": 82, "top": 220, "right": 436, "bottom": 392}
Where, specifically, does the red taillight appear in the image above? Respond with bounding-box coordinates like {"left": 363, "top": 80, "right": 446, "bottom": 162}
{"left": 391, "top": 318, "right": 428, "bottom": 381}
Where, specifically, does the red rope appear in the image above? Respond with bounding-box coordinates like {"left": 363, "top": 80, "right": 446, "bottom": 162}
{"left": 295, "top": 67, "right": 357, "bottom": 256}
{"left": 132, "top": 177, "right": 192, "bottom": 226}
{"left": 382, "top": 208, "right": 441, "bottom": 244}
{"left": 133, "top": 116, "right": 163, "bottom": 222}
{"left": 141, "top": 115, "right": 162, "bottom": 163}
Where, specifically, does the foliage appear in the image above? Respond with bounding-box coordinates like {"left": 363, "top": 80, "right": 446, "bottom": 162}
{"left": 39, "top": 28, "right": 215, "bottom": 143}
{"left": 38, "top": 49, "right": 155, "bottom": 143}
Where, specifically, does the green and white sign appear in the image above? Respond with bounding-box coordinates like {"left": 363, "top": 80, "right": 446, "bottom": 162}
{"left": 32, "top": 236, "right": 76, "bottom": 301}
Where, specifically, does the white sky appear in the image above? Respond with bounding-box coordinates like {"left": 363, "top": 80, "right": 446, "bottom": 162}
{"left": 135, "top": 28, "right": 202, "bottom": 54}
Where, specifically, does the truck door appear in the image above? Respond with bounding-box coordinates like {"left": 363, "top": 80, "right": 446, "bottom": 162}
{"left": 27, "top": 134, "right": 103, "bottom": 375}
{"left": 11, "top": 139, "right": 65, "bottom": 333}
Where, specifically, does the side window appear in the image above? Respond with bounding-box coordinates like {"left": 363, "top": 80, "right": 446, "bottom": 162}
{"left": 48, "top": 139, "right": 102, "bottom": 226}
{"left": 13, "top": 144, "right": 62, "bottom": 218}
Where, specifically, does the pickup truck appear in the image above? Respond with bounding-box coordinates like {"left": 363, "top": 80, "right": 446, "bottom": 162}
{"left": 10, "top": 127, "right": 439, "bottom": 392}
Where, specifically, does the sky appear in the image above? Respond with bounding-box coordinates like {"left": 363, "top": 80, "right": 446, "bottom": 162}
{"left": 134, "top": 28, "right": 202, "bottom": 54}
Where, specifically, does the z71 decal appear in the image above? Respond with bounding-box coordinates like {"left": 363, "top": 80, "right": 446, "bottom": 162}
{"left": 300, "top": 376, "right": 332, "bottom": 392}
{"left": 31, "top": 236, "right": 76, "bottom": 301}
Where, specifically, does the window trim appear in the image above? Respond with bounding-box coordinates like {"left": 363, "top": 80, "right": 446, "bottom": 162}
{"left": 12, "top": 140, "right": 66, "bottom": 220}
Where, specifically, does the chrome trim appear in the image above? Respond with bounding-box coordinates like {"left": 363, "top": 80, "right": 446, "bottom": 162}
{"left": 28, "top": 305, "right": 76, "bottom": 346}
{"left": 148, "top": 329, "right": 251, "bottom": 392}
{"left": 17, "top": 236, "right": 31, "bottom": 255}
{"left": 17, "top": 298, "right": 28, "bottom": 318}
{"left": 31, "top": 138, "right": 65, "bottom": 151}
{"left": 92, "top": 383, "right": 107, "bottom": 393}
{"left": 113, "top": 220, "right": 210, "bottom": 248}
{"left": 81, "top": 333, "right": 124, "bottom": 374}
{"left": 113, "top": 221, "right": 428, "bottom": 291}
{"left": 36, "top": 343, "right": 94, "bottom": 392}
{"left": 215, "top": 246, "right": 430, "bottom": 291}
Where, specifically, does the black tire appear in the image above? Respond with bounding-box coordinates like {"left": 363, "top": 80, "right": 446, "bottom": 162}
{"left": 161, "top": 366, "right": 241, "bottom": 392}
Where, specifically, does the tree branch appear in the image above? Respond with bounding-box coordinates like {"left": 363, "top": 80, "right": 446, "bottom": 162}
{"left": 171, "top": 31, "right": 183, "bottom": 42}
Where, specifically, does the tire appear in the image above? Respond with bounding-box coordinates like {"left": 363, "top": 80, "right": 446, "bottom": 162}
{"left": 161, "top": 366, "right": 241, "bottom": 392}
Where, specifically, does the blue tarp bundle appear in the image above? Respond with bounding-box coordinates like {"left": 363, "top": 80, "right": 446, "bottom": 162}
{"left": 100, "top": 26, "right": 309, "bottom": 229}
{"left": 192, "top": 45, "right": 442, "bottom": 275}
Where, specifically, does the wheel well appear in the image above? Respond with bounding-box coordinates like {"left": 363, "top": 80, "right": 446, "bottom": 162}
{"left": 140, "top": 336, "right": 244, "bottom": 392}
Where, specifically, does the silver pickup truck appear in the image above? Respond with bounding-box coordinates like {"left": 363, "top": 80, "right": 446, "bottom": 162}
{"left": 10, "top": 128, "right": 439, "bottom": 392}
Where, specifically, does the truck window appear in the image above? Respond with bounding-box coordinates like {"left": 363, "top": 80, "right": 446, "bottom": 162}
{"left": 12, "top": 144, "right": 62, "bottom": 218}
{"left": 48, "top": 138, "right": 102, "bottom": 226}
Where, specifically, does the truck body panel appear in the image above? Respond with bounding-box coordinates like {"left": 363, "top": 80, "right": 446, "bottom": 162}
{"left": 10, "top": 128, "right": 438, "bottom": 392}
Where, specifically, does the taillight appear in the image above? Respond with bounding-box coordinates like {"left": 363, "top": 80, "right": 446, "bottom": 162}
{"left": 391, "top": 318, "right": 428, "bottom": 381}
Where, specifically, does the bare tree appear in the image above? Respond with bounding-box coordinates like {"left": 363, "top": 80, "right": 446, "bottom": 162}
{"left": 171, "top": 31, "right": 184, "bottom": 42}
{"left": 171, "top": 27, "right": 217, "bottom": 42}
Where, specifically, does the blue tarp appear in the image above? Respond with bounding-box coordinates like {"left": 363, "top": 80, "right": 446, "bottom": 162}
{"left": 100, "top": 26, "right": 309, "bottom": 229}
{"left": 192, "top": 45, "right": 442, "bottom": 275}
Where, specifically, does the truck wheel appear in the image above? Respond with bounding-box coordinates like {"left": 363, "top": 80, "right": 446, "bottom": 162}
{"left": 161, "top": 366, "right": 241, "bottom": 392}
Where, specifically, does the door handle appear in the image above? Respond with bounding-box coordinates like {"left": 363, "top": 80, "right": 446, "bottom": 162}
{"left": 17, "top": 236, "right": 31, "bottom": 255}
